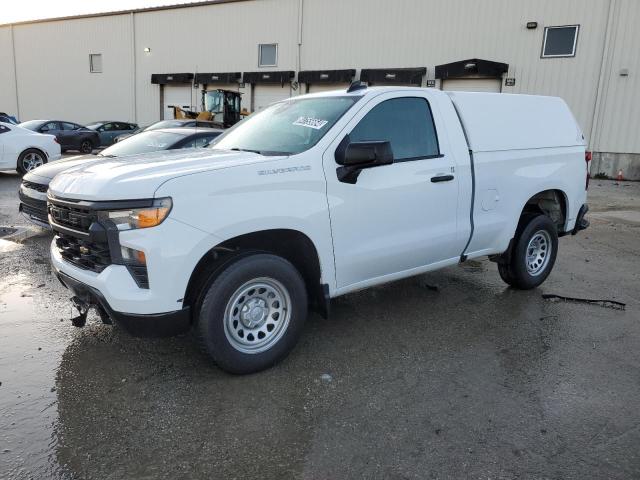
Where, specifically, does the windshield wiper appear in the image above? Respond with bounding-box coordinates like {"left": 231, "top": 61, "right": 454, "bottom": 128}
{"left": 230, "top": 147, "right": 263, "bottom": 155}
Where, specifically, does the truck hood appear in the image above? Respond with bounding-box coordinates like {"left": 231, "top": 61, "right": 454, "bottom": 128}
{"left": 23, "top": 155, "right": 98, "bottom": 184}
{"left": 48, "top": 149, "right": 282, "bottom": 201}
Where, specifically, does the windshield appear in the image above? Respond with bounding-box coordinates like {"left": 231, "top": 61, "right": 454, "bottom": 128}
{"left": 210, "top": 96, "right": 359, "bottom": 155}
{"left": 99, "top": 131, "right": 185, "bottom": 156}
{"left": 144, "top": 120, "right": 185, "bottom": 131}
{"left": 19, "top": 120, "right": 43, "bottom": 131}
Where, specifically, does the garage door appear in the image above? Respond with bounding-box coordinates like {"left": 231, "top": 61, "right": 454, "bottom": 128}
{"left": 307, "top": 83, "right": 349, "bottom": 94}
{"left": 163, "top": 85, "right": 194, "bottom": 120}
{"left": 253, "top": 84, "right": 291, "bottom": 112}
{"left": 442, "top": 78, "right": 502, "bottom": 93}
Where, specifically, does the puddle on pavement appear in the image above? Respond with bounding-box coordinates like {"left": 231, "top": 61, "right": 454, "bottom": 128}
{"left": 0, "top": 278, "right": 72, "bottom": 479}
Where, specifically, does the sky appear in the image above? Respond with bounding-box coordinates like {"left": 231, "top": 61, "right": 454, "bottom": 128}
{"left": 0, "top": 0, "right": 204, "bottom": 24}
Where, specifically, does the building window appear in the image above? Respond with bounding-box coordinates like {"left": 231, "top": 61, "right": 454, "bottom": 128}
{"left": 89, "top": 53, "right": 102, "bottom": 73}
{"left": 258, "top": 44, "right": 277, "bottom": 67}
{"left": 542, "top": 25, "right": 579, "bottom": 58}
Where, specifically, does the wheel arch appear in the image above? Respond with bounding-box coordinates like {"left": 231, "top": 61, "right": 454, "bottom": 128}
{"left": 519, "top": 188, "right": 568, "bottom": 233}
{"left": 16, "top": 147, "right": 47, "bottom": 171}
{"left": 183, "top": 228, "right": 328, "bottom": 323}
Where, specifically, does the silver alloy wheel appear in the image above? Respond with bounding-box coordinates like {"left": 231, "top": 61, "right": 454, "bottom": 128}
{"left": 22, "top": 152, "right": 44, "bottom": 171}
{"left": 223, "top": 277, "right": 292, "bottom": 354}
{"left": 526, "top": 230, "right": 552, "bottom": 276}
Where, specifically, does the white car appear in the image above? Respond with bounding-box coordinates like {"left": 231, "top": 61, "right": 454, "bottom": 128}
{"left": 48, "top": 85, "right": 589, "bottom": 374}
{"left": 0, "top": 122, "right": 61, "bottom": 173}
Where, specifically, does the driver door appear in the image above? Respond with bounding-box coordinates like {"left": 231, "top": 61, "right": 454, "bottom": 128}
{"left": 322, "top": 92, "right": 462, "bottom": 290}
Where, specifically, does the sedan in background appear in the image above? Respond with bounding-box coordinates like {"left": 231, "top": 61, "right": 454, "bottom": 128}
{"left": 18, "top": 127, "right": 223, "bottom": 227}
{"left": 86, "top": 121, "right": 139, "bottom": 146}
{"left": 114, "top": 119, "right": 220, "bottom": 143}
{"left": 19, "top": 120, "right": 100, "bottom": 154}
{"left": 0, "top": 122, "right": 61, "bottom": 174}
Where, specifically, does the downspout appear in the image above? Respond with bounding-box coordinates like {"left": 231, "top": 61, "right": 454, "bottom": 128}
{"left": 589, "top": 0, "right": 617, "bottom": 155}
{"left": 130, "top": 12, "right": 138, "bottom": 123}
{"left": 296, "top": 0, "right": 303, "bottom": 94}
{"left": 10, "top": 24, "right": 20, "bottom": 120}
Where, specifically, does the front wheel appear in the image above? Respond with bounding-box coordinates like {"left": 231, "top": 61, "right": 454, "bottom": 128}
{"left": 17, "top": 149, "right": 46, "bottom": 174}
{"left": 196, "top": 253, "right": 308, "bottom": 374}
{"left": 498, "top": 214, "right": 558, "bottom": 290}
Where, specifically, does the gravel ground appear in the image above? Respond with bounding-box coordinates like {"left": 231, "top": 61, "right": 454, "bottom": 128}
{"left": 1, "top": 171, "right": 639, "bottom": 479}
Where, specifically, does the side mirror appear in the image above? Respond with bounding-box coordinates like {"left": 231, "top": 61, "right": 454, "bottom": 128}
{"left": 335, "top": 136, "right": 393, "bottom": 184}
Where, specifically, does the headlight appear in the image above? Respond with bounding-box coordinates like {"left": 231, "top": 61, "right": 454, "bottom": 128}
{"left": 97, "top": 197, "right": 172, "bottom": 230}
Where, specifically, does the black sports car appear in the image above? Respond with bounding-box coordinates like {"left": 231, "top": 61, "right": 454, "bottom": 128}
{"left": 19, "top": 120, "right": 100, "bottom": 154}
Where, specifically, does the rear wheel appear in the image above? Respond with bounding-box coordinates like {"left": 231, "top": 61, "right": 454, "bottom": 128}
{"left": 196, "top": 253, "right": 308, "bottom": 374}
{"left": 17, "top": 149, "right": 46, "bottom": 174}
{"left": 498, "top": 214, "right": 558, "bottom": 290}
{"left": 80, "top": 140, "right": 94, "bottom": 154}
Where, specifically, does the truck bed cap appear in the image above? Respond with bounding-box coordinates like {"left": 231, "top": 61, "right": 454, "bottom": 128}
{"left": 447, "top": 92, "right": 584, "bottom": 153}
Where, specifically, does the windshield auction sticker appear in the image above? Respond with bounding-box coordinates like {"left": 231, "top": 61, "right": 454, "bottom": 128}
{"left": 293, "top": 116, "right": 328, "bottom": 130}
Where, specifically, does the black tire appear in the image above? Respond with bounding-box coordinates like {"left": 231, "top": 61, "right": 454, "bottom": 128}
{"left": 80, "top": 140, "right": 94, "bottom": 154}
{"left": 17, "top": 148, "right": 47, "bottom": 174}
{"left": 498, "top": 214, "right": 558, "bottom": 290}
{"left": 197, "top": 253, "right": 308, "bottom": 374}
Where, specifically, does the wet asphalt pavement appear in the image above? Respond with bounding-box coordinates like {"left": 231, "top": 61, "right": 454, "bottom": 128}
{"left": 1, "top": 171, "right": 639, "bottom": 479}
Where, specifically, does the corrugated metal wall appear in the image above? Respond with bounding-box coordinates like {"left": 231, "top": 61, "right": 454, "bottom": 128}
{"left": 590, "top": 0, "right": 640, "bottom": 154}
{"left": 0, "top": 27, "right": 19, "bottom": 118}
{"left": 302, "top": 0, "right": 610, "bottom": 146}
{"left": 133, "top": 0, "right": 299, "bottom": 125}
{"left": 11, "top": 15, "right": 134, "bottom": 124}
{"left": 2, "top": 0, "right": 639, "bottom": 154}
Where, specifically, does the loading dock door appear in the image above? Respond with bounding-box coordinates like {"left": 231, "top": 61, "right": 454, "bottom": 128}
{"left": 253, "top": 84, "right": 291, "bottom": 112}
{"left": 441, "top": 78, "right": 502, "bottom": 93}
{"left": 163, "top": 85, "right": 193, "bottom": 120}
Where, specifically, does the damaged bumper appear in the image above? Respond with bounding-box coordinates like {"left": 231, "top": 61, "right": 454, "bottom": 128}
{"left": 56, "top": 270, "right": 191, "bottom": 337}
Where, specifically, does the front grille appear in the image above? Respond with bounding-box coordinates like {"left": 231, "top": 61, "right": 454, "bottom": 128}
{"left": 55, "top": 233, "right": 111, "bottom": 273}
{"left": 49, "top": 203, "right": 97, "bottom": 233}
{"left": 21, "top": 201, "right": 48, "bottom": 224}
{"left": 22, "top": 180, "right": 48, "bottom": 193}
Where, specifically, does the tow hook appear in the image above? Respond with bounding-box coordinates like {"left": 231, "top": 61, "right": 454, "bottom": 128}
{"left": 70, "top": 296, "right": 113, "bottom": 327}
{"left": 70, "top": 296, "right": 89, "bottom": 328}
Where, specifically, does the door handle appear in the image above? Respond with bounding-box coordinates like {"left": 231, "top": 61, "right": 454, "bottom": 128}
{"left": 431, "top": 174, "right": 454, "bottom": 183}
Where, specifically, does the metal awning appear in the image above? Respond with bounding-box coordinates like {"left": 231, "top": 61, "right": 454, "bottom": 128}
{"left": 360, "top": 67, "right": 426, "bottom": 85}
{"left": 151, "top": 73, "right": 194, "bottom": 85}
{"left": 435, "top": 59, "right": 508, "bottom": 79}
{"left": 242, "top": 71, "right": 295, "bottom": 84}
{"left": 298, "top": 69, "right": 356, "bottom": 84}
{"left": 195, "top": 72, "right": 241, "bottom": 84}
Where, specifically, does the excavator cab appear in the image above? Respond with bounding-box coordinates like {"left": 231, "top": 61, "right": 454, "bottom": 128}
{"left": 203, "top": 89, "right": 242, "bottom": 128}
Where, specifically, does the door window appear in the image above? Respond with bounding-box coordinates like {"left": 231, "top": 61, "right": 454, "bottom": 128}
{"left": 350, "top": 97, "right": 440, "bottom": 161}
{"left": 41, "top": 122, "right": 59, "bottom": 132}
{"left": 61, "top": 122, "right": 79, "bottom": 130}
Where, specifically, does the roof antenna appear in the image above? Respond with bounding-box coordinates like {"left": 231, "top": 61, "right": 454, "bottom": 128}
{"left": 347, "top": 81, "right": 368, "bottom": 93}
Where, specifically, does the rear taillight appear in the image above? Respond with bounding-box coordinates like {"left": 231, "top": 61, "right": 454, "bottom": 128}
{"left": 53, "top": 137, "right": 59, "bottom": 144}
{"left": 585, "top": 151, "right": 592, "bottom": 190}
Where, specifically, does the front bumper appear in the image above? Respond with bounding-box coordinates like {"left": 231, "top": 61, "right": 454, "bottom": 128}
{"left": 56, "top": 270, "right": 190, "bottom": 337}
{"left": 19, "top": 189, "right": 50, "bottom": 228}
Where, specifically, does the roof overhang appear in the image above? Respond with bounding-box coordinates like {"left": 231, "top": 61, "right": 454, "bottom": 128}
{"left": 151, "top": 73, "right": 194, "bottom": 85}
{"left": 194, "top": 72, "right": 241, "bottom": 84}
{"left": 360, "top": 67, "right": 426, "bottom": 85}
{"left": 435, "top": 59, "right": 508, "bottom": 79}
{"left": 243, "top": 71, "right": 295, "bottom": 84}
{"left": 298, "top": 69, "right": 356, "bottom": 84}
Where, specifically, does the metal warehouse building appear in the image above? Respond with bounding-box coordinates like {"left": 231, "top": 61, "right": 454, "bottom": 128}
{"left": 1, "top": 0, "right": 639, "bottom": 178}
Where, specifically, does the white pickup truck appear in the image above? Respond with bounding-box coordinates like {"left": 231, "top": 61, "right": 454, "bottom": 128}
{"left": 48, "top": 84, "right": 589, "bottom": 373}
